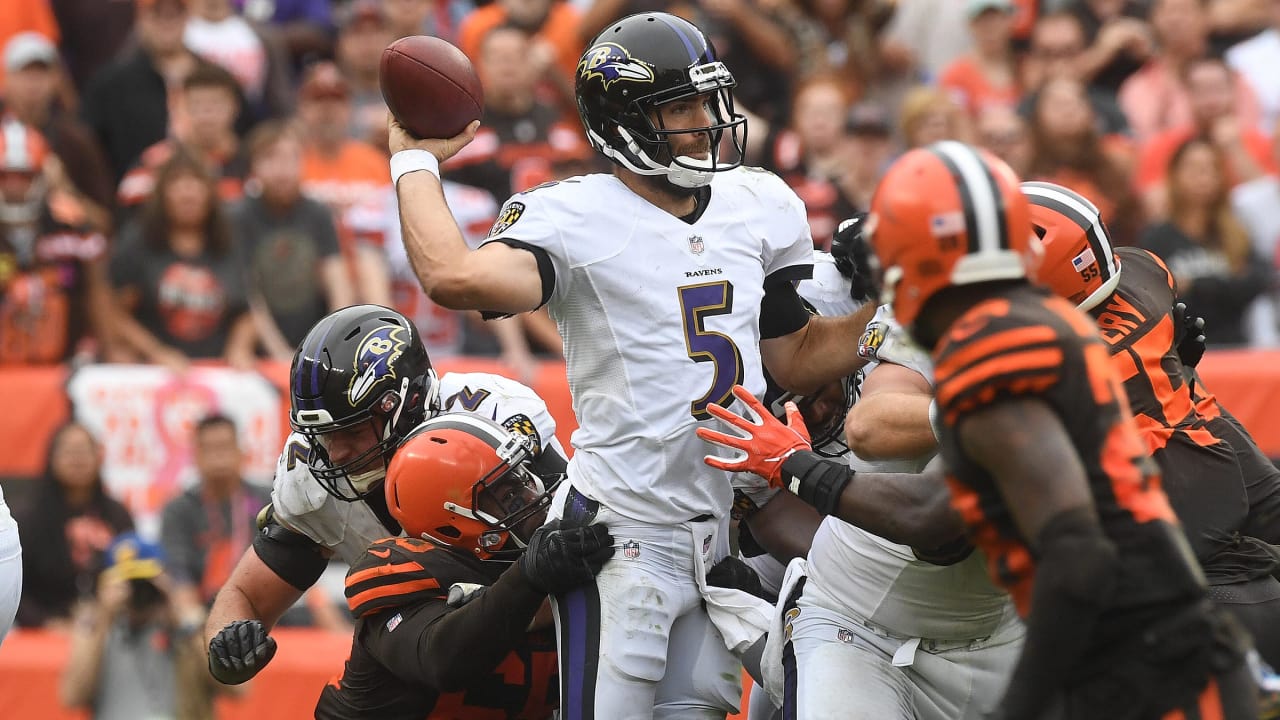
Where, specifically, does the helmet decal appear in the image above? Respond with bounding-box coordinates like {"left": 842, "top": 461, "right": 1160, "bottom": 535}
{"left": 577, "top": 42, "right": 655, "bottom": 90}
{"left": 348, "top": 325, "right": 408, "bottom": 406}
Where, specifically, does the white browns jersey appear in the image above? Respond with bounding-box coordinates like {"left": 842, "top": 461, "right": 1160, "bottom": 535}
{"left": 271, "top": 371, "right": 563, "bottom": 565}
{"left": 487, "top": 169, "right": 813, "bottom": 524}
{"left": 806, "top": 305, "right": 1011, "bottom": 641}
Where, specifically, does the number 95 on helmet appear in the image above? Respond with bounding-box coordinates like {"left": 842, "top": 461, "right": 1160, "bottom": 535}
{"left": 289, "top": 305, "right": 438, "bottom": 502}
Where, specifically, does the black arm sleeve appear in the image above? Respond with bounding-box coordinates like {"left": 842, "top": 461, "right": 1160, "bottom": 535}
{"left": 760, "top": 267, "right": 814, "bottom": 339}
{"left": 374, "top": 563, "right": 545, "bottom": 692}
{"left": 251, "top": 512, "right": 329, "bottom": 592}
{"left": 996, "top": 507, "right": 1120, "bottom": 718}
{"left": 477, "top": 239, "right": 556, "bottom": 318}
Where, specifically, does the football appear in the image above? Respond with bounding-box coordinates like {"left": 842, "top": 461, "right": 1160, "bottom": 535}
{"left": 380, "top": 35, "right": 484, "bottom": 140}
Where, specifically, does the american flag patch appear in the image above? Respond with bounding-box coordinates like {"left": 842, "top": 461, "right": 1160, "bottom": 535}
{"left": 1072, "top": 247, "right": 1096, "bottom": 271}
{"left": 386, "top": 612, "right": 403, "bottom": 632}
{"left": 929, "top": 212, "right": 965, "bottom": 237}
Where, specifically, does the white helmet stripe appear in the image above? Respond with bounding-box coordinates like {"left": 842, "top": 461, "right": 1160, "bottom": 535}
{"left": 933, "top": 140, "right": 1004, "bottom": 254}
{"left": 1021, "top": 181, "right": 1116, "bottom": 273}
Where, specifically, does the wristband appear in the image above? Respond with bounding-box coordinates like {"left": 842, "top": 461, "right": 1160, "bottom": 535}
{"left": 390, "top": 149, "right": 441, "bottom": 186}
{"left": 780, "top": 450, "right": 853, "bottom": 517}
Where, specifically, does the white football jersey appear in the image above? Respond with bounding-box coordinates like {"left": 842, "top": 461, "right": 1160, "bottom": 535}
{"left": 487, "top": 169, "right": 813, "bottom": 523}
{"left": 271, "top": 371, "right": 562, "bottom": 565}
{"left": 805, "top": 304, "right": 1011, "bottom": 640}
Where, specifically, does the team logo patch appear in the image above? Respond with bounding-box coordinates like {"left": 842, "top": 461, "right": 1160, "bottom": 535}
{"left": 783, "top": 607, "right": 801, "bottom": 640}
{"left": 701, "top": 534, "right": 712, "bottom": 555}
{"left": 501, "top": 413, "right": 541, "bottom": 455}
{"left": 688, "top": 235, "right": 705, "bottom": 255}
{"left": 577, "top": 42, "right": 655, "bottom": 90}
{"left": 622, "top": 540, "right": 641, "bottom": 559}
{"left": 348, "top": 325, "right": 408, "bottom": 406}
{"left": 488, "top": 202, "right": 525, "bottom": 238}
{"left": 386, "top": 612, "right": 403, "bottom": 632}
{"left": 858, "top": 321, "right": 887, "bottom": 359}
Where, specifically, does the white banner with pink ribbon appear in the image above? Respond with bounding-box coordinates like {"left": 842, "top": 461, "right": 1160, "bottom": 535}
{"left": 66, "top": 365, "right": 283, "bottom": 538}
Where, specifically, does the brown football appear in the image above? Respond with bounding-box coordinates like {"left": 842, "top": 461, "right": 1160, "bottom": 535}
{"left": 380, "top": 35, "right": 484, "bottom": 140}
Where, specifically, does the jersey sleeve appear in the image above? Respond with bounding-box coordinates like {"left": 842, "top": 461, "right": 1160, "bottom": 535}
{"left": 345, "top": 538, "right": 448, "bottom": 619}
{"left": 932, "top": 306, "right": 1069, "bottom": 427}
{"left": 861, "top": 305, "right": 934, "bottom": 381}
{"left": 269, "top": 433, "right": 342, "bottom": 548}
{"left": 440, "top": 373, "right": 559, "bottom": 458}
{"left": 750, "top": 169, "right": 815, "bottom": 283}
{"left": 480, "top": 184, "right": 572, "bottom": 306}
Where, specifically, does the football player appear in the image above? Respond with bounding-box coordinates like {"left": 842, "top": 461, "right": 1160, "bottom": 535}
{"left": 205, "top": 304, "right": 569, "bottom": 685}
{"left": 386, "top": 12, "right": 872, "bottom": 718}
{"left": 704, "top": 267, "right": 1024, "bottom": 720}
{"left": 1026, "top": 180, "right": 1280, "bottom": 666}
{"left": 866, "top": 142, "right": 1254, "bottom": 718}
{"left": 315, "top": 414, "right": 612, "bottom": 719}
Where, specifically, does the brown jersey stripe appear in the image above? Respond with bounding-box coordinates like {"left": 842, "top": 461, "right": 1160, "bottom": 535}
{"left": 936, "top": 325, "right": 1058, "bottom": 381}
{"left": 937, "top": 348, "right": 1063, "bottom": 408}
{"left": 347, "top": 577, "right": 443, "bottom": 616}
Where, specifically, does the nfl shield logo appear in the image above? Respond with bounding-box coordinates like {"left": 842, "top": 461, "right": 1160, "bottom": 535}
{"left": 688, "top": 235, "right": 705, "bottom": 255}
{"left": 837, "top": 628, "right": 854, "bottom": 644}
{"left": 623, "top": 540, "right": 640, "bottom": 559}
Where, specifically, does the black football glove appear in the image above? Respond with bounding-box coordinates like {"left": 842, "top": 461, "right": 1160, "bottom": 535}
{"left": 706, "top": 556, "right": 766, "bottom": 600}
{"left": 1174, "top": 301, "right": 1207, "bottom": 368}
{"left": 830, "top": 214, "right": 879, "bottom": 304}
{"left": 208, "top": 619, "right": 277, "bottom": 685}
{"left": 518, "top": 520, "right": 614, "bottom": 595}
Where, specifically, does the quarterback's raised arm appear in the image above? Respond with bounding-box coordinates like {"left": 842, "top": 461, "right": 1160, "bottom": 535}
{"left": 389, "top": 119, "right": 545, "bottom": 315}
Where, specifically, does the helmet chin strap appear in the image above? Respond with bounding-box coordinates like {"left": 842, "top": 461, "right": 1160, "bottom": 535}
{"left": 347, "top": 466, "right": 386, "bottom": 495}
{"left": 604, "top": 126, "right": 715, "bottom": 188}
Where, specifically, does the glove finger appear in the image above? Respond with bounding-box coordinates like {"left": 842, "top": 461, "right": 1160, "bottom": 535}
{"left": 703, "top": 453, "right": 748, "bottom": 473}
{"left": 730, "top": 385, "right": 771, "bottom": 426}
{"left": 1175, "top": 301, "right": 1187, "bottom": 314}
{"left": 703, "top": 400, "right": 753, "bottom": 430}
{"left": 696, "top": 426, "right": 753, "bottom": 451}
{"left": 783, "top": 401, "right": 811, "bottom": 443}
{"left": 255, "top": 635, "right": 278, "bottom": 667}
{"left": 1193, "top": 318, "right": 1205, "bottom": 330}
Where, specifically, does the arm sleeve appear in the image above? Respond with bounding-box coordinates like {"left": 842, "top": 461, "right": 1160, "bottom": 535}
{"left": 759, "top": 268, "right": 813, "bottom": 339}
{"left": 251, "top": 511, "right": 329, "bottom": 592}
{"left": 364, "top": 564, "right": 545, "bottom": 691}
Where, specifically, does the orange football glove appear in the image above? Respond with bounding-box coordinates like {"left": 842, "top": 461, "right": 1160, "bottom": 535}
{"left": 697, "top": 385, "right": 812, "bottom": 488}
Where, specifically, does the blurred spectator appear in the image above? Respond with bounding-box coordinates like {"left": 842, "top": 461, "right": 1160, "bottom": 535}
{"left": 1027, "top": 77, "right": 1141, "bottom": 244}
{"left": 335, "top": 0, "right": 396, "bottom": 146}
{"left": 778, "top": 0, "right": 899, "bottom": 89}
{"left": 14, "top": 422, "right": 133, "bottom": 630}
{"left": 184, "top": 0, "right": 294, "bottom": 122}
{"left": 1140, "top": 137, "right": 1271, "bottom": 346}
{"left": 761, "top": 74, "right": 857, "bottom": 246}
{"left": 976, "top": 104, "right": 1033, "bottom": 177}
{"left": 881, "top": 0, "right": 972, "bottom": 81}
{"left": 108, "top": 149, "right": 255, "bottom": 371}
{"left": 939, "top": 0, "right": 1022, "bottom": 119}
{"left": 233, "top": 0, "right": 332, "bottom": 70}
{"left": 49, "top": 0, "right": 136, "bottom": 92}
{"left": 1119, "top": 0, "right": 1262, "bottom": 145}
{"left": 158, "top": 415, "right": 269, "bottom": 622}
{"left": 834, "top": 102, "right": 895, "bottom": 213}
{"left": 0, "top": 0, "right": 59, "bottom": 93}
{"left": 81, "top": 0, "right": 207, "bottom": 182}
{"left": 1064, "top": 0, "right": 1153, "bottom": 96}
{"left": 1019, "top": 12, "right": 1131, "bottom": 135}
{"left": 1134, "top": 55, "right": 1276, "bottom": 212}
{"left": 682, "top": 0, "right": 800, "bottom": 122}
{"left": 898, "top": 84, "right": 972, "bottom": 149}
{"left": 231, "top": 120, "right": 352, "bottom": 356}
{"left": 446, "top": 25, "right": 592, "bottom": 201}
{"left": 2, "top": 32, "right": 115, "bottom": 228}
{"left": 117, "top": 64, "right": 250, "bottom": 215}
{"left": 0, "top": 121, "right": 111, "bottom": 365}
{"left": 461, "top": 0, "right": 581, "bottom": 109}
{"left": 1205, "top": 0, "right": 1270, "bottom": 54}
{"left": 61, "top": 532, "right": 225, "bottom": 720}
{"left": 1226, "top": 1, "right": 1280, "bottom": 136}
{"left": 295, "top": 61, "right": 393, "bottom": 306}
{"left": 384, "top": 0, "right": 474, "bottom": 44}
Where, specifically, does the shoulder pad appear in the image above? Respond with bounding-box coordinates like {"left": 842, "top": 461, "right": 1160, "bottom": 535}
{"left": 345, "top": 538, "right": 447, "bottom": 618}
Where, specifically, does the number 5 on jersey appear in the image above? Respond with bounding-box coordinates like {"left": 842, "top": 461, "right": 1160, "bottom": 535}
{"left": 679, "top": 281, "right": 744, "bottom": 420}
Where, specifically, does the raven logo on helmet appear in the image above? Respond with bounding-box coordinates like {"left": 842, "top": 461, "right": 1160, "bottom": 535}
{"left": 348, "top": 325, "right": 408, "bottom": 405}
{"left": 577, "top": 42, "right": 655, "bottom": 90}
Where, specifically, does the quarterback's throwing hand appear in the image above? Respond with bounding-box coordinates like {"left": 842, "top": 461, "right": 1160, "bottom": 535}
{"left": 697, "top": 385, "right": 811, "bottom": 487}
{"left": 518, "top": 520, "right": 614, "bottom": 595}
{"left": 208, "top": 619, "right": 278, "bottom": 685}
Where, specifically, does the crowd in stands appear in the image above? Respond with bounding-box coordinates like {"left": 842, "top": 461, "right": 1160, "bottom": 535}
{"left": 7, "top": 0, "right": 1280, "bottom": 707}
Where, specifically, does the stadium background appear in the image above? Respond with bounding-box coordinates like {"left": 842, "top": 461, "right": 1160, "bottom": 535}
{"left": 4, "top": 0, "right": 1280, "bottom": 717}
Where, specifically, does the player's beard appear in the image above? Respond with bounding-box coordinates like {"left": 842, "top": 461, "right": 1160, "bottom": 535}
{"left": 644, "top": 135, "right": 713, "bottom": 200}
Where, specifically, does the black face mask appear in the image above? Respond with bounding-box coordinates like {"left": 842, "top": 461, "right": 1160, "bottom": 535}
{"left": 128, "top": 578, "right": 166, "bottom": 612}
